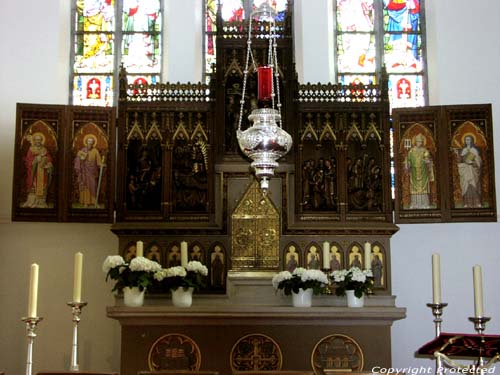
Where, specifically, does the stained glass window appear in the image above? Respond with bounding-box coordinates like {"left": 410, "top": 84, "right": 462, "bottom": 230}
{"left": 336, "top": 0, "right": 426, "bottom": 109}
{"left": 71, "top": 0, "right": 162, "bottom": 106}
{"left": 204, "top": 0, "right": 287, "bottom": 81}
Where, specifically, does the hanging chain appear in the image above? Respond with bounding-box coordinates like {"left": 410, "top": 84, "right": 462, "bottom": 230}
{"left": 271, "top": 23, "right": 283, "bottom": 128}
{"left": 237, "top": 16, "right": 254, "bottom": 133}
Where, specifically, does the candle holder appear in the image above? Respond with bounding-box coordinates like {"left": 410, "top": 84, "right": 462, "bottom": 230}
{"left": 468, "top": 316, "right": 491, "bottom": 367}
{"left": 67, "top": 301, "right": 88, "bottom": 371}
{"left": 468, "top": 316, "right": 491, "bottom": 335}
{"left": 426, "top": 302, "right": 448, "bottom": 337}
{"left": 426, "top": 302, "right": 447, "bottom": 375}
{"left": 22, "top": 316, "right": 43, "bottom": 375}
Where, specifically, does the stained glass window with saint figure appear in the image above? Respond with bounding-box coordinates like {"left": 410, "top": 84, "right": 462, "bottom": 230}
{"left": 72, "top": 0, "right": 162, "bottom": 107}
{"left": 335, "top": 0, "right": 426, "bottom": 109}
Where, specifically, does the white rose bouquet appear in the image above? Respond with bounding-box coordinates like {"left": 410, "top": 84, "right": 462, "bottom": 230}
{"left": 102, "top": 254, "right": 162, "bottom": 293}
{"left": 154, "top": 261, "right": 208, "bottom": 291}
{"left": 272, "top": 267, "right": 329, "bottom": 296}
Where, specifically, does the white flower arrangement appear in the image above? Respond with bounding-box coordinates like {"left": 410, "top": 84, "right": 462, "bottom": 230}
{"left": 102, "top": 254, "right": 162, "bottom": 293}
{"left": 272, "top": 267, "right": 329, "bottom": 296}
{"left": 154, "top": 260, "right": 208, "bottom": 291}
{"left": 330, "top": 267, "right": 374, "bottom": 298}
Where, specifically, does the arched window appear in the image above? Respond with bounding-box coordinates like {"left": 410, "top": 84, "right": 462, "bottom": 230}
{"left": 71, "top": 0, "right": 163, "bottom": 106}
{"left": 205, "top": 1, "right": 426, "bottom": 109}
{"left": 335, "top": 0, "right": 426, "bottom": 109}
{"left": 204, "top": 0, "right": 287, "bottom": 82}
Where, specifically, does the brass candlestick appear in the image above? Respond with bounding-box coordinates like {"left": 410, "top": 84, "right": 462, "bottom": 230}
{"left": 427, "top": 302, "right": 447, "bottom": 375}
{"left": 22, "top": 316, "right": 43, "bottom": 375}
{"left": 67, "top": 301, "right": 87, "bottom": 371}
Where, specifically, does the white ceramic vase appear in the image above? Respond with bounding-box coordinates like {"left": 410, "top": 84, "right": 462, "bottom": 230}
{"left": 171, "top": 287, "right": 194, "bottom": 307}
{"left": 292, "top": 288, "right": 313, "bottom": 307}
{"left": 346, "top": 290, "right": 364, "bottom": 308}
{"left": 123, "top": 286, "right": 145, "bottom": 307}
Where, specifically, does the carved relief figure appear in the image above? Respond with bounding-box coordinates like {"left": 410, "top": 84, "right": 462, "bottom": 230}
{"left": 301, "top": 156, "right": 338, "bottom": 211}
{"left": 126, "top": 141, "right": 162, "bottom": 210}
{"left": 172, "top": 138, "right": 209, "bottom": 211}
{"left": 405, "top": 133, "right": 434, "bottom": 209}
{"left": 74, "top": 134, "right": 105, "bottom": 208}
{"left": 456, "top": 135, "right": 482, "bottom": 208}
{"left": 346, "top": 152, "right": 383, "bottom": 211}
{"left": 22, "top": 132, "right": 54, "bottom": 208}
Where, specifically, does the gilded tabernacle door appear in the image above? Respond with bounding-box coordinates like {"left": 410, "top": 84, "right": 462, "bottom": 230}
{"left": 231, "top": 180, "right": 280, "bottom": 270}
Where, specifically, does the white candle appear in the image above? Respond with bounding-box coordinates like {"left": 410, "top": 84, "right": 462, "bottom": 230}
{"left": 73, "top": 252, "right": 83, "bottom": 303}
{"left": 28, "top": 263, "right": 39, "bottom": 317}
{"left": 473, "top": 265, "right": 484, "bottom": 317}
{"left": 364, "top": 242, "right": 371, "bottom": 270}
{"left": 432, "top": 253, "right": 441, "bottom": 304}
{"left": 322, "top": 242, "right": 330, "bottom": 269}
{"left": 180, "top": 241, "right": 188, "bottom": 267}
{"left": 136, "top": 241, "right": 143, "bottom": 258}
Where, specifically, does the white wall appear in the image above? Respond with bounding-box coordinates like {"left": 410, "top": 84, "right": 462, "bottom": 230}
{"left": 1, "top": 0, "right": 500, "bottom": 374}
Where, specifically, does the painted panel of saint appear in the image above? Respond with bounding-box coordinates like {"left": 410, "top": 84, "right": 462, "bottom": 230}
{"left": 450, "top": 121, "right": 491, "bottom": 209}
{"left": 371, "top": 244, "right": 385, "bottom": 288}
{"left": 399, "top": 123, "right": 438, "bottom": 210}
{"left": 19, "top": 121, "right": 58, "bottom": 210}
{"left": 348, "top": 244, "right": 363, "bottom": 269}
{"left": 71, "top": 122, "right": 109, "bottom": 209}
{"left": 210, "top": 244, "right": 226, "bottom": 290}
{"left": 190, "top": 243, "right": 205, "bottom": 263}
{"left": 327, "top": 244, "right": 343, "bottom": 271}
{"left": 306, "top": 244, "right": 321, "bottom": 270}
{"left": 146, "top": 243, "right": 162, "bottom": 264}
{"left": 284, "top": 243, "right": 300, "bottom": 272}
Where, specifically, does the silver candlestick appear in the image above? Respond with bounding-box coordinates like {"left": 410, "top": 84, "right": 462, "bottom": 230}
{"left": 468, "top": 316, "right": 491, "bottom": 367}
{"left": 22, "top": 316, "right": 43, "bottom": 375}
{"left": 427, "top": 302, "right": 447, "bottom": 375}
{"left": 67, "top": 301, "right": 87, "bottom": 371}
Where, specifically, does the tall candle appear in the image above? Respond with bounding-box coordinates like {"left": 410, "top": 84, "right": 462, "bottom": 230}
{"left": 473, "top": 265, "right": 484, "bottom": 317}
{"left": 364, "top": 242, "right": 371, "bottom": 270}
{"left": 28, "top": 263, "right": 39, "bottom": 317}
{"left": 73, "top": 252, "right": 83, "bottom": 303}
{"left": 136, "top": 241, "right": 143, "bottom": 258}
{"left": 180, "top": 241, "right": 188, "bottom": 267}
{"left": 432, "top": 253, "right": 441, "bottom": 304}
{"left": 322, "top": 242, "right": 330, "bottom": 269}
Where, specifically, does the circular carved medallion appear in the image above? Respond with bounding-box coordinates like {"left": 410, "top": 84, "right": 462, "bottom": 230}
{"left": 311, "top": 334, "right": 364, "bottom": 375}
{"left": 148, "top": 333, "right": 201, "bottom": 371}
{"left": 230, "top": 333, "right": 283, "bottom": 372}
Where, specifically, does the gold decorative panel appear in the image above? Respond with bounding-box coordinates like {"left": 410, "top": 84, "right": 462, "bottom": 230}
{"left": 231, "top": 180, "right": 280, "bottom": 270}
{"left": 230, "top": 333, "right": 283, "bottom": 372}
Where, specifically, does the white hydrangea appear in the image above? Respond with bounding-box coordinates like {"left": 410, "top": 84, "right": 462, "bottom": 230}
{"left": 154, "top": 269, "right": 168, "bottom": 281}
{"left": 272, "top": 270, "right": 292, "bottom": 289}
{"left": 102, "top": 255, "right": 125, "bottom": 274}
{"left": 186, "top": 261, "right": 208, "bottom": 276}
{"left": 350, "top": 267, "right": 370, "bottom": 283}
{"left": 292, "top": 267, "right": 307, "bottom": 277}
{"left": 331, "top": 269, "right": 348, "bottom": 282}
{"left": 129, "top": 256, "right": 162, "bottom": 272}
{"left": 301, "top": 269, "right": 328, "bottom": 285}
{"left": 165, "top": 266, "right": 187, "bottom": 278}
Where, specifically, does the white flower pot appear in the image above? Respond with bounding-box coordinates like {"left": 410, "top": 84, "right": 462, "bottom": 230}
{"left": 292, "top": 288, "right": 313, "bottom": 307}
{"left": 346, "top": 290, "right": 364, "bottom": 308}
{"left": 171, "top": 287, "right": 194, "bottom": 307}
{"left": 123, "top": 286, "right": 145, "bottom": 307}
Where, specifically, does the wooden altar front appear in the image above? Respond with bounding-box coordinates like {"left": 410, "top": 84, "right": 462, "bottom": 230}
{"left": 107, "top": 280, "right": 406, "bottom": 375}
